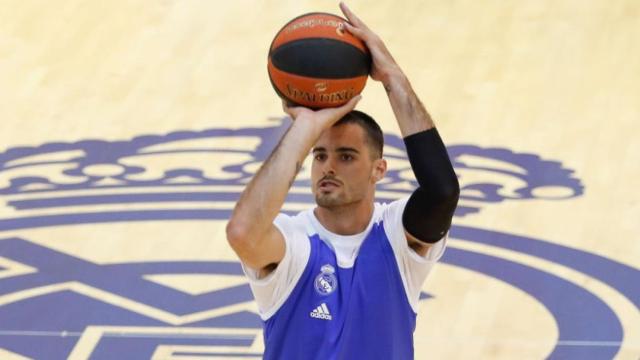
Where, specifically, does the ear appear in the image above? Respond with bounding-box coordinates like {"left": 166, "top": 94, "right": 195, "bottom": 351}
{"left": 371, "top": 158, "right": 387, "bottom": 183}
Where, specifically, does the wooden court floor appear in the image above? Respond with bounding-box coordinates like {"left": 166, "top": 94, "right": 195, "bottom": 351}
{"left": 0, "top": 1, "right": 638, "bottom": 359}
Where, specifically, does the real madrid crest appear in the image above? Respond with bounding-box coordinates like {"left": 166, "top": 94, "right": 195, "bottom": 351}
{"left": 314, "top": 264, "right": 338, "bottom": 296}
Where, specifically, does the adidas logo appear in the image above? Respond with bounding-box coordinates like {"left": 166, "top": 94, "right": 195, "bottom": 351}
{"left": 309, "top": 303, "right": 332, "bottom": 320}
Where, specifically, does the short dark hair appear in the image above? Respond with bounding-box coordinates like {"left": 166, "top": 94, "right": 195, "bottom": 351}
{"left": 334, "top": 110, "right": 384, "bottom": 159}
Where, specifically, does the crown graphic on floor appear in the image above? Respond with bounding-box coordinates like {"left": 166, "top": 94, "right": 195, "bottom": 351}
{"left": 0, "top": 118, "right": 584, "bottom": 229}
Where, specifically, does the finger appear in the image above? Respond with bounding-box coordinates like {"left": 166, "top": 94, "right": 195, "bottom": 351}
{"left": 281, "top": 99, "right": 293, "bottom": 117}
{"left": 343, "top": 21, "right": 367, "bottom": 40}
{"left": 339, "top": 2, "right": 369, "bottom": 30}
{"left": 282, "top": 99, "right": 302, "bottom": 119}
{"left": 324, "top": 95, "right": 362, "bottom": 119}
{"left": 345, "top": 20, "right": 389, "bottom": 62}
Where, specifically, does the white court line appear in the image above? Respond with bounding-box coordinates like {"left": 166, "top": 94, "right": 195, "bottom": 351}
{"left": 0, "top": 330, "right": 82, "bottom": 337}
{"left": 0, "top": 330, "right": 253, "bottom": 339}
{"left": 413, "top": 336, "right": 635, "bottom": 349}
{"left": 0, "top": 330, "right": 635, "bottom": 348}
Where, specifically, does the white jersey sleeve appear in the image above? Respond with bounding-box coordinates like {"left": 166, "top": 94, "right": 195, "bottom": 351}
{"left": 240, "top": 212, "right": 311, "bottom": 320}
{"left": 381, "top": 197, "right": 448, "bottom": 312}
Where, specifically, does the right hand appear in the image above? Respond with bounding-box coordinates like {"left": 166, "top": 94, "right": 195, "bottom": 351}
{"left": 282, "top": 95, "right": 362, "bottom": 134}
{"left": 339, "top": 2, "right": 404, "bottom": 88}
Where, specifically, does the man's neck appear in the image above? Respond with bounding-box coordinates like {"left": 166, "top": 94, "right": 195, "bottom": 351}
{"left": 314, "top": 200, "right": 374, "bottom": 236}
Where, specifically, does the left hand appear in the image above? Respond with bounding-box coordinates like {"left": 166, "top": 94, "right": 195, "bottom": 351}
{"left": 339, "top": 2, "right": 404, "bottom": 87}
{"left": 281, "top": 95, "right": 362, "bottom": 136}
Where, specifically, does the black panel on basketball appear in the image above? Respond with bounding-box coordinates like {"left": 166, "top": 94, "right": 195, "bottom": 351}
{"left": 271, "top": 38, "right": 371, "bottom": 79}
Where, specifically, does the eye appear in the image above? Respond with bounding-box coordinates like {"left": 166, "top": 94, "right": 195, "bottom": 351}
{"left": 314, "top": 153, "right": 327, "bottom": 161}
{"left": 340, "top": 154, "right": 353, "bottom": 161}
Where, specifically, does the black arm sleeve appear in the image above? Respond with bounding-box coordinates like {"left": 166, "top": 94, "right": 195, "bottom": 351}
{"left": 402, "top": 128, "right": 460, "bottom": 243}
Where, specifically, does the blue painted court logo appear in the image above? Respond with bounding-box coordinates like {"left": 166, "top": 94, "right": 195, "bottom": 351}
{"left": 0, "top": 118, "right": 638, "bottom": 359}
{"left": 314, "top": 264, "right": 338, "bottom": 296}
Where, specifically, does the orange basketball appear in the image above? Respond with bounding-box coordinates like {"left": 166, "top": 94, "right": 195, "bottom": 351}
{"left": 267, "top": 13, "right": 371, "bottom": 109}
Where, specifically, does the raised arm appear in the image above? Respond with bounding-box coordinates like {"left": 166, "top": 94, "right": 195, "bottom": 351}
{"left": 226, "top": 96, "right": 361, "bottom": 273}
{"left": 341, "top": 2, "right": 459, "bottom": 255}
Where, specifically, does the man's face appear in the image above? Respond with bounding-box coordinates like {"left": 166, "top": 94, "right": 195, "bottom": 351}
{"left": 311, "top": 123, "right": 385, "bottom": 208}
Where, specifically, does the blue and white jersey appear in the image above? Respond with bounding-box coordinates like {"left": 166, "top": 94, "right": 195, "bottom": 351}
{"left": 242, "top": 198, "right": 447, "bottom": 359}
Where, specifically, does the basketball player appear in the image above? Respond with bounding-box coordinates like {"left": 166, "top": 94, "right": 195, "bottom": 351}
{"left": 226, "top": 3, "right": 459, "bottom": 359}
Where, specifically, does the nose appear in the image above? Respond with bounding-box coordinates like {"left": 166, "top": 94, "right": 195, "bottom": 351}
{"left": 322, "top": 157, "right": 336, "bottom": 177}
